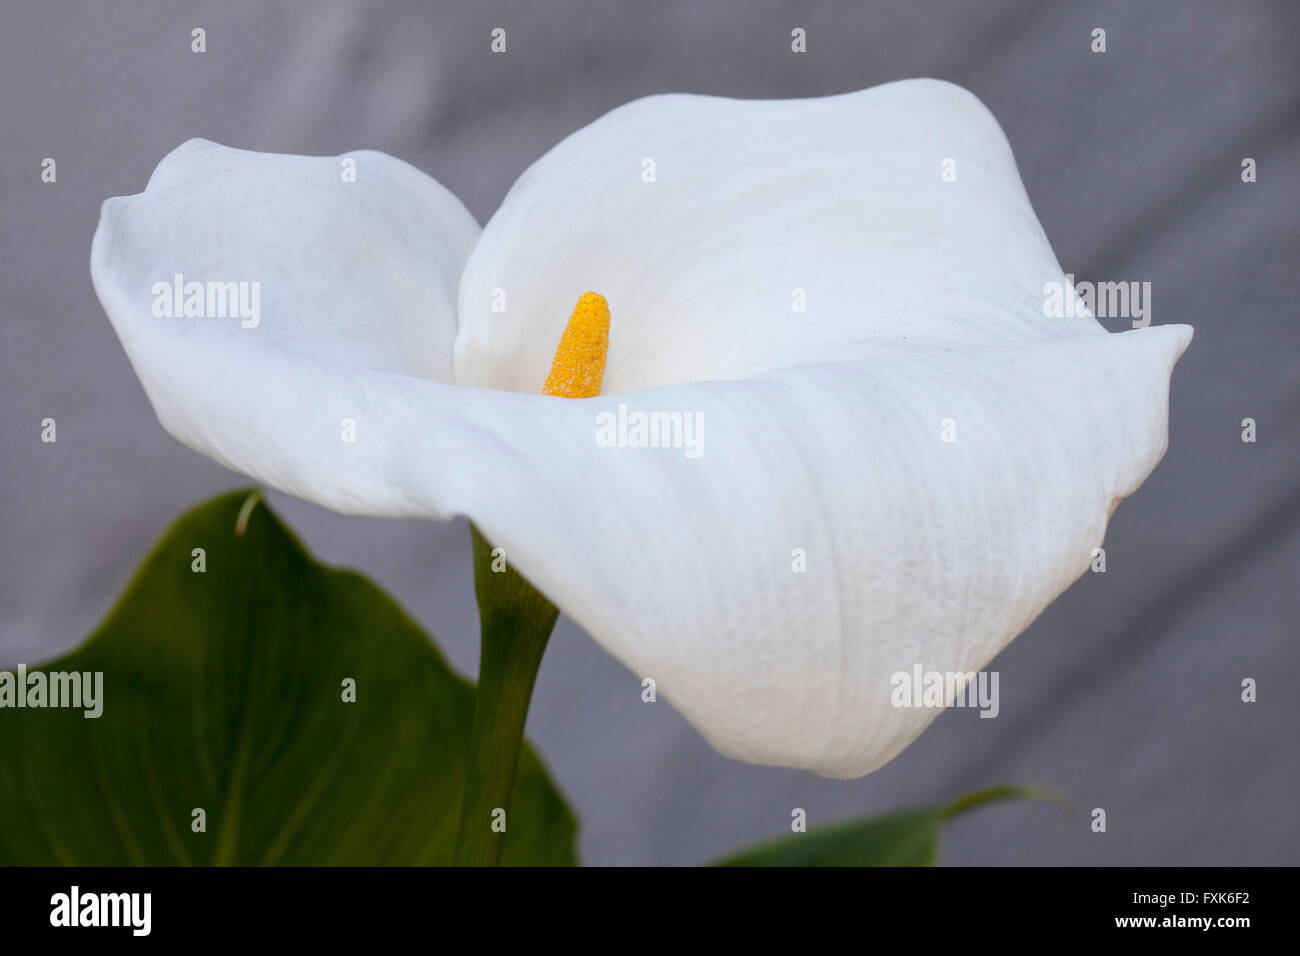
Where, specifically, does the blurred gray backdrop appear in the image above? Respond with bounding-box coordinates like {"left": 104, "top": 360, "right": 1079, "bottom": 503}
{"left": 1, "top": 0, "right": 1297, "bottom": 865}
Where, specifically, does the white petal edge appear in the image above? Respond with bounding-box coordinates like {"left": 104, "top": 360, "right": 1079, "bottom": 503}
{"left": 92, "top": 138, "right": 479, "bottom": 514}
{"left": 456, "top": 78, "right": 1106, "bottom": 395}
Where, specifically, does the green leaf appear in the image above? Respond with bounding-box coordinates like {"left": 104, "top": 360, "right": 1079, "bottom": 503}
{"left": 715, "top": 785, "right": 1064, "bottom": 866}
{"left": 0, "top": 490, "right": 577, "bottom": 865}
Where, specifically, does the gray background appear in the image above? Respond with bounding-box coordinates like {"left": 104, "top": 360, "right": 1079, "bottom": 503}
{"left": 1, "top": 1, "right": 1296, "bottom": 865}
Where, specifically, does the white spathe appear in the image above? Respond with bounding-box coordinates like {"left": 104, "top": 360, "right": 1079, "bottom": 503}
{"left": 91, "top": 79, "right": 1191, "bottom": 779}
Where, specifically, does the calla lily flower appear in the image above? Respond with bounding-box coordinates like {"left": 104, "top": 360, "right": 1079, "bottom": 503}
{"left": 91, "top": 78, "right": 1190, "bottom": 779}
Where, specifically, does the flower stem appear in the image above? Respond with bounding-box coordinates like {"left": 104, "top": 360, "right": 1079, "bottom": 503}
{"left": 452, "top": 523, "right": 559, "bottom": 866}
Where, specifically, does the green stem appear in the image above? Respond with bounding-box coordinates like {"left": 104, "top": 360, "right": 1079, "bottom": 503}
{"left": 452, "top": 523, "right": 559, "bottom": 867}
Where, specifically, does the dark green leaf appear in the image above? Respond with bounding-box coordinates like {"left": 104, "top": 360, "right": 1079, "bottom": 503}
{"left": 715, "top": 785, "right": 1064, "bottom": 866}
{"left": 0, "top": 490, "right": 577, "bottom": 865}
